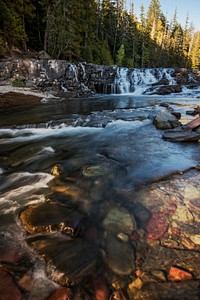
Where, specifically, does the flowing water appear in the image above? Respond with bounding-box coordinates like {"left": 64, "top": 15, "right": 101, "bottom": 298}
{"left": 0, "top": 77, "right": 200, "bottom": 298}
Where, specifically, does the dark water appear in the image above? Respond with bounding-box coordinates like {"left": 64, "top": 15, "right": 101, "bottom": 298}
{"left": 0, "top": 94, "right": 200, "bottom": 298}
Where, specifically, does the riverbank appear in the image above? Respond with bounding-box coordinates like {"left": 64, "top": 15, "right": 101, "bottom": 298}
{"left": 1, "top": 59, "right": 200, "bottom": 102}
{"left": 0, "top": 85, "right": 44, "bottom": 110}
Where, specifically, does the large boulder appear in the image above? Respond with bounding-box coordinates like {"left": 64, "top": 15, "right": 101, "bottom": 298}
{"left": 153, "top": 84, "right": 182, "bottom": 95}
{"left": 153, "top": 111, "right": 181, "bottom": 129}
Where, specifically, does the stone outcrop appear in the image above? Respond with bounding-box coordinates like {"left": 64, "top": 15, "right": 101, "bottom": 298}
{"left": 0, "top": 59, "right": 200, "bottom": 97}
{"left": 153, "top": 110, "right": 181, "bottom": 129}
{"left": 0, "top": 59, "right": 118, "bottom": 97}
{"left": 163, "top": 116, "right": 200, "bottom": 142}
{"left": 150, "top": 84, "right": 182, "bottom": 95}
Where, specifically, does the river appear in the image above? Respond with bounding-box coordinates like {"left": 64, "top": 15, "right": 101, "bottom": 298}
{"left": 0, "top": 92, "right": 200, "bottom": 299}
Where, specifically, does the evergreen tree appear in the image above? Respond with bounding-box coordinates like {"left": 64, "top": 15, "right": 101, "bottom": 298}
{"left": 0, "top": 0, "right": 35, "bottom": 50}
{"left": 0, "top": 0, "right": 199, "bottom": 68}
{"left": 116, "top": 43, "right": 125, "bottom": 66}
{"left": 190, "top": 31, "right": 200, "bottom": 69}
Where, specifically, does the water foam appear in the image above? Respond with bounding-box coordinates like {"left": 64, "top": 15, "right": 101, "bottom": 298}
{"left": 113, "top": 67, "right": 178, "bottom": 95}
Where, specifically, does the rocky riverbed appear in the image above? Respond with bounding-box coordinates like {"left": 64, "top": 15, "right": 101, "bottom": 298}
{"left": 0, "top": 64, "right": 200, "bottom": 299}
{"left": 0, "top": 167, "right": 199, "bottom": 300}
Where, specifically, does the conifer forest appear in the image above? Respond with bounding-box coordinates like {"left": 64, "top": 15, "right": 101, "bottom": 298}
{"left": 0, "top": 0, "right": 200, "bottom": 69}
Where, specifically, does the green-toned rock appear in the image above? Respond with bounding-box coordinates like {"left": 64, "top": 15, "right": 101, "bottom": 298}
{"left": 102, "top": 206, "right": 136, "bottom": 236}
{"left": 105, "top": 235, "right": 135, "bottom": 275}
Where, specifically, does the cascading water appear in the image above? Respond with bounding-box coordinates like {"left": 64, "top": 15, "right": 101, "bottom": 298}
{"left": 113, "top": 68, "right": 131, "bottom": 94}
{"left": 113, "top": 67, "right": 177, "bottom": 95}
{"left": 66, "top": 63, "right": 79, "bottom": 82}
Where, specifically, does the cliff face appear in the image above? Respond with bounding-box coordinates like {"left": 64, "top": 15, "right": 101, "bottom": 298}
{"left": 0, "top": 59, "right": 199, "bottom": 97}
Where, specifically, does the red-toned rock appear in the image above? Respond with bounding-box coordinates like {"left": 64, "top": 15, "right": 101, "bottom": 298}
{"left": 129, "top": 230, "right": 139, "bottom": 241}
{"left": 168, "top": 266, "right": 193, "bottom": 281}
{"left": 146, "top": 212, "right": 169, "bottom": 241}
{"left": 93, "top": 275, "right": 109, "bottom": 300}
{"left": 0, "top": 92, "right": 42, "bottom": 110}
{"left": 0, "top": 267, "right": 24, "bottom": 300}
{"left": 170, "top": 227, "right": 180, "bottom": 236}
{"left": 46, "top": 287, "right": 73, "bottom": 300}
{"left": 0, "top": 248, "right": 24, "bottom": 263}
{"left": 84, "top": 225, "right": 99, "bottom": 240}
{"left": 162, "top": 203, "right": 177, "bottom": 216}
{"left": 18, "top": 274, "right": 33, "bottom": 291}
{"left": 110, "top": 290, "right": 129, "bottom": 300}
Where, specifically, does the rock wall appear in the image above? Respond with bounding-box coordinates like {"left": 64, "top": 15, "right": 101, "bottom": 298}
{"left": 0, "top": 59, "right": 200, "bottom": 96}
{"left": 0, "top": 59, "right": 118, "bottom": 97}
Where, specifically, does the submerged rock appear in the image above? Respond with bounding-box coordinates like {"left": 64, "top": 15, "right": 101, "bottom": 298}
{"left": 82, "top": 161, "right": 126, "bottom": 178}
{"left": 134, "top": 281, "right": 200, "bottom": 300}
{"left": 146, "top": 212, "right": 169, "bottom": 241}
{"left": 47, "top": 287, "right": 73, "bottom": 300}
{"left": 123, "top": 202, "right": 151, "bottom": 230}
{"left": 27, "top": 235, "right": 101, "bottom": 286}
{"left": 83, "top": 164, "right": 112, "bottom": 177}
{"left": 93, "top": 275, "right": 110, "bottom": 300}
{"left": 102, "top": 206, "right": 136, "bottom": 236}
{"left": 0, "top": 267, "right": 24, "bottom": 300}
{"left": 105, "top": 235, "right": 135, "bottom": 275}
{"left": 167, "top": 266, "right": 193, "bottom": 281}
{"left": 20, "top": 202, "right": 86, "bottom": 236}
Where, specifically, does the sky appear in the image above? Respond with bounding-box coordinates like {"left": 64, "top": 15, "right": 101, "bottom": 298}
{"left": 127, "top": 0, "right": 200, "bottom": 31}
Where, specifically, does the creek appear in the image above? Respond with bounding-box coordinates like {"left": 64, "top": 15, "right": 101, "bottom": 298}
{"left": 0, "top": 81, "right": 200, "bottom": 299}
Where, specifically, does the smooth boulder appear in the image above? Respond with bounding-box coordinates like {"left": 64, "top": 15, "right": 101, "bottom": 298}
{"left": 153, "top": 111, "right": 181, "bottom": 129}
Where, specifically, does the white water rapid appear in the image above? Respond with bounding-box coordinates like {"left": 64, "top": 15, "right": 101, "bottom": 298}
{"left": 62, "top": 63, "right": 198, "bottom": 96}
{"left": 113, "top": 67, "right": 178, "bottom": 95}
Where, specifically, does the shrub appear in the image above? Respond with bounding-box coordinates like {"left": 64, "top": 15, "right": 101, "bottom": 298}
{"left": 11, "top": 78, "right": 26, "bottom": 87}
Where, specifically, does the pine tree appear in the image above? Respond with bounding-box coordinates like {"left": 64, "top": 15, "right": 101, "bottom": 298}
{"left": 182, "top": 15, "right": 192, "bottom": 67}
{"left": 0, "top": 0, "right": 199, "bottom": 68}
{"left": 116, "top": 43, "right": 125, "bottom": 66}
{"left": 190, "top": 31, "right": 200, "bottom": 69}
{"left": 0, "top": 0, "right": 35, "bottom": 50}
{"left": 44, "top": 0, "right": 81, "bottom": 60}
{"left": 146, "top": 0, "right": 162, "bottom": 40}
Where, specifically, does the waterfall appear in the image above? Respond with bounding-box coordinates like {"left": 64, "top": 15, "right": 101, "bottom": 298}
{"left": 66, "top": 63, "right": 78, "bottom": 82}
{"left": 113, "top": 68, "right": 131, "bottom": 94}
{"left": 113, "top": 67, "right": 177, "bottom": 95}
{"left": 79, "top": 63, "right": 87, "bottom": 80}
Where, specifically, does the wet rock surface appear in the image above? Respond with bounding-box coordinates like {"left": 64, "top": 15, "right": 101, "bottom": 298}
{"left": 0, "top": 91, "right": 42, "bottom": 110}
{"left": 0, "top": 267, "right": 24, "bottom": 300}
{"left": 20, "top": 202, "right": 86, "bottom": 236}
{"left": 16, "top": 168, "right": 200, "bottom": 299}
{"left": 1, "top": 60, "right": 200, "bottom": 99}
{"left": 132, "top": 281, "right": 200, "bottom": 300}
{"left": 27, "top": 236, "right": 101, "bottom": 286}
{"left": 105, "top": 234, "right": 135, "bottom": 275}
{"left": 186, "top": 105, "right": 200, "bottom": 116}
{"left": 124, "top": 169, "right": 200, "bottom": 299}
{"left": 153, "top": 110, "right": 181, "bottom": 129}
{"left": 151, "top": 84, "right": 182, "bottom": 95}
{"left": 0, "top": 92, "right": 200, "bottom": 299}
{"left": 162, "top": 115, "right": 200, "bottom": 141}
{"left": 163, "top": 126, "right": 200, "bottom": 141}
{"left": 46, "top": 287, "right": 72, "bottom": 300}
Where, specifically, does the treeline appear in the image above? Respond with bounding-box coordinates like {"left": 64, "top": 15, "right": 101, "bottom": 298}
{"left": 0, "top": 0, "right": 200, "bottom": 68}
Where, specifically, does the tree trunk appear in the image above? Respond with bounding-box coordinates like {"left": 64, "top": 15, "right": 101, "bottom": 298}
{"left": 44, "top": 5, "right": 51, "bottom": 53}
